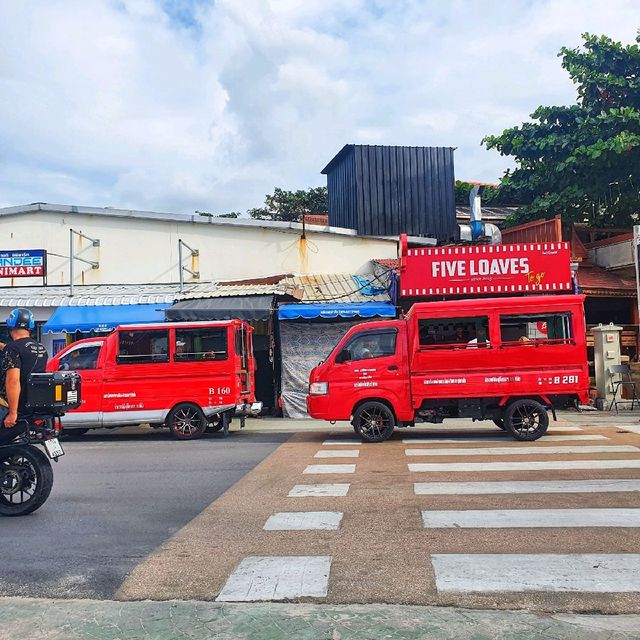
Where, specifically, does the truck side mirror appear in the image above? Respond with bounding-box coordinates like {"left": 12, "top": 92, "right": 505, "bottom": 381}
{"left": 336, "top": 349, "right": 350, "bottom": 364}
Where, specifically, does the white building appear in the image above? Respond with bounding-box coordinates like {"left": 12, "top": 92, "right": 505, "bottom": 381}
{"left": 0, "top": 203, "right": 397, "bottom": 287}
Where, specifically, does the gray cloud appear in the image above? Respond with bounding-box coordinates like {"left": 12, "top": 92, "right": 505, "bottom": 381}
{"left": 0, "top": 0, "right": 637, "bottom": 213}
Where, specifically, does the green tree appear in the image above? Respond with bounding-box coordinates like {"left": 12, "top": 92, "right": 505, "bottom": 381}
{"left": 483, "top": 33, "right": 640, "bottom": 227}
{"left": 454, "top": 180, "right": 522, "bottom": 206}
{"left": 248, "top": 186, "right": 328, "bottom": 222}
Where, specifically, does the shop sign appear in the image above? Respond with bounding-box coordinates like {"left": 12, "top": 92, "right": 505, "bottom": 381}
{"left": 0, "top": 249, "right": 47, "bottom": 278}
{"left": 400, "top": 240, "right": 572, "bottom": 296}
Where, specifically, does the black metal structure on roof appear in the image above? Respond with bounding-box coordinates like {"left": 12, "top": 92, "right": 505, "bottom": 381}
{"left": 322, "top": 144, "right": 458, "bottom": 242}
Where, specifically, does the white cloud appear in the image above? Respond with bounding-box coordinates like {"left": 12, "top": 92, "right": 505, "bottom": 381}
{"left": 0, "top": 0, "right": 637, "bottom": 212}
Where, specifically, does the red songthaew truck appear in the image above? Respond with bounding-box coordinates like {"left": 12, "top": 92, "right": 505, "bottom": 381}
{"left": 307, "top": 294, "right": 589, "bottom": 442}
{"left": 47, "top": 320, "right": 261, "bottom": 440}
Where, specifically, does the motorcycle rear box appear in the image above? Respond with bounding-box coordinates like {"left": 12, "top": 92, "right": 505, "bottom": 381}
{"left": 26, "top": 372, "right": 82, "bottom": 414}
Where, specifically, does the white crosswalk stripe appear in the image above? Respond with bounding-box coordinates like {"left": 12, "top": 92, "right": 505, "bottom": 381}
{"left": 264, "top": 511, "right": 343, "bottom": 530}
{"left": 304, "top": 464, "right": 356, "bottom": 474}
{"left": 409, "top": 459, "right": 640, "bottom": 472}
{"left": 421, "top": 508, "right": 640, "bottom": 528}
{"left": 431, "top": 554, "right": 640, "bottom": 593}
{"left": 288, "top": 484, "right": 351, "bottom": 497}
{"left": 414, "top": 479, "right": 640, "bottom": 495}
{"left": 405, "top": 445, "right": 638, "bottom": 457}
{"left": 402, "top": 435, "right": 607, "bottom": 443}
{"left": 314, "top": 450, "right": 360, "bottom": 458}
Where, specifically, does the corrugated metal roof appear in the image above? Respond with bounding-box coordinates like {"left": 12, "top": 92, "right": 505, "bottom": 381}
{"left": 282, "top": 273, "right": 390, "bottom": 303}
{"left": 0, "top": 283, "right": 219, "bottom": 307}
{"left": 175, "top": 283, "right": 297, "bottom": 301}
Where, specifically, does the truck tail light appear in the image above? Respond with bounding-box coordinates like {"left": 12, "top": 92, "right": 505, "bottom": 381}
{"left": 309, "top": 382, "right": 329, "bottom": 396}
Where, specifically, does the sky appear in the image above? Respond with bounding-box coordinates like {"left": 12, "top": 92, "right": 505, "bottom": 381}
{"left": 0, "top": 0, "right": 638, "bottom": 215}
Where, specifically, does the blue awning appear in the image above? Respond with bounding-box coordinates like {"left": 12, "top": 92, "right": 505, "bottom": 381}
{"left": 278, "top": 302, "right": 397, "bottom": 320}
{"left": 43, "top": 304, "right": 171, "bottom": 334}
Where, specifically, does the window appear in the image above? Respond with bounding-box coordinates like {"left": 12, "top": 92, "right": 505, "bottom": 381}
{"left": 500, "top": 312, "right": 573, "bottom": 346}
{"left": 59, "top": 345, "right": 101, "bottom": 371}
{"left": 117, "top": 330, "right": 169, "bottom": 364}
{"left": 175, "top": 327, "right": 228, "bottom": 362}
{"left": 342, "top": 331, "right": 397, "bottom": 362}
{"left": 418, "top": 316, "right": 490, "bottom": 349}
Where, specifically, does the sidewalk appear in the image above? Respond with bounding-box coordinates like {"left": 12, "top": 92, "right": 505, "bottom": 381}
{"left": 1, "top": 598, "right": 640, "bottom": 640}
{"left": 241, "top": 409, "right": 640, "bottom": 432}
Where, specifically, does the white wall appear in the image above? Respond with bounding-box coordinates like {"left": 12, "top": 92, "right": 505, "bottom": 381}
{"left": 0, "top": 210, "right": 397, "bottom": 286}
{"left": 589, "top": 239, "right": 633, "bottom": 271}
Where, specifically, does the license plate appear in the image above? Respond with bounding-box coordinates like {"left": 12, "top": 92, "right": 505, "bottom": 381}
{"left": 44, "top": 438, "right": 65, "bottom": 459}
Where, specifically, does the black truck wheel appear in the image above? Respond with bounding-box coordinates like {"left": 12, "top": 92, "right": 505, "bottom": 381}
{"left": 0, "top": 445, "right": 54, "bottom": 517}
{"left": 504, "top": 399, "right": 549, "bottom": 441}
{"left": 205, "top": 415, "right": 224, "bottom": 433}
{"left": 353, "top": 401, "right": 395, "bottom": 443}
{"left": 166, "top": 403, "right": 207, "bottom": 440}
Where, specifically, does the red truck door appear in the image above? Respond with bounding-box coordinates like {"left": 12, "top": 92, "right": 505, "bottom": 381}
{"left": 55, "top": 341, "right": 105, "bottom": 427}
{"left": 235, "top": 323, "right": 251, "bottom": 396}
{"left": 330, "top": 326, "right": 411, "bottom": 420}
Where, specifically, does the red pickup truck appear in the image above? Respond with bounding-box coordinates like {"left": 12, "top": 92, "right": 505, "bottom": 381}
{"left": 47, "top": 320, "right": 261, "bottom": 439}
{"left": 307, "top": 294, "right": 589, "bottom": 442}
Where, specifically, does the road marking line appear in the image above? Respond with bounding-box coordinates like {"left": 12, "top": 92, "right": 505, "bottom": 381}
{"left": 304, "top": 464, "right": 356, "bottom": 474}
{"left": 431, "top": 554, "right": 640, "bottom": 593}
{"left": 408, "top": 459, "right": 640, "bottom": 472}
{"left": 403, "top": 435, "right": 607, "bottom": 443}
{"left": 216, "top": 556, "right": 331, "bottom": 601}
{"left": 414, "top": 479, "right": 640, "bottom": 495}
{"left": 323, "top": 439, "right": 362, "bottom": 445}
{"left": 405, "top": 445, "right": 637, "bottom": 457}
{"left": 264, "top": 511, "right": 343, "bottom": 531}
{"left": 288, "top": 484, "right": 351, "bottom": 497}
{"left": 314, "top": 449, "right": 359, "bottom": 458}
{"left": 618, "top": 426, "right": 640, "bottom": 434}
{"left": 422, "top": 508, "right": 640, "bottom": 528}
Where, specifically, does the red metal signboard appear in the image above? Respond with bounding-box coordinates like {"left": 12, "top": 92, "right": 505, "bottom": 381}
{"left": 399, "top": 236, "right": 572, "bottom": 297}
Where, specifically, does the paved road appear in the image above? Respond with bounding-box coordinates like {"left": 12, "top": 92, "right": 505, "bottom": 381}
{"left": 119, "top": 418, "right": 640, "bottom": 613}
{"left": 0, "top": 429, "right": 288, "bottom": 599}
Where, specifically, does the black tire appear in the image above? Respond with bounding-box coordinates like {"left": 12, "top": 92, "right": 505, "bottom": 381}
{"left": 353, "top": 401, "right": 395, "bottom": 443}
{"left": 504, "top": 399, "right": 549, "bottom": 441}
{"left": 166, "top": 403, "right": 207, "bottom": 440}
{"left": 61, "top": 427, "right": 90, "bottom": 439}
{"left": 205, "top": 415, "right": 223, "bottom": 433}
{"left": 493, "top": 418, "right": 506, "bottom": 430}
{"left": 0, "top": 445, "right": 54, "bottom": 517}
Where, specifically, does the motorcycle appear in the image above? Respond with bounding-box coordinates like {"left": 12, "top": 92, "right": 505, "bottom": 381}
{"left": 0, "top": 370, "right": 80, "bottom": 517}
{"left": 0, "top": 415, "right": 65, "bottom": 517}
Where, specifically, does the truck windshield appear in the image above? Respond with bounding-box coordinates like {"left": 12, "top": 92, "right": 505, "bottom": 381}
{"left": 342, "top": 331, "right": 397, "bottom": 362}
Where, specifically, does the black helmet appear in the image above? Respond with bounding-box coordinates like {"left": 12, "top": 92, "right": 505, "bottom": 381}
{"left": 7, "top": 308, "right": 35, "bottom": 330}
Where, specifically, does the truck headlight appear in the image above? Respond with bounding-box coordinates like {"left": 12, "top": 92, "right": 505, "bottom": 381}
{"left": 309, "top": 382, "right": 329, "bottom": 396}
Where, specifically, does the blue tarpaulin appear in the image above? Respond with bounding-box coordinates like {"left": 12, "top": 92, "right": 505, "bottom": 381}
{"left": 278, "top": 302, "right": 396, "bottom": 320}
{"left": 43, "top": 304, "right": 171, "bottom": 333}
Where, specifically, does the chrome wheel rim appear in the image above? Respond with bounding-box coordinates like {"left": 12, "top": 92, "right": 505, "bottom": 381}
{"left": 511, "top": 404, "right": 543, "bottom": 436}
{"left": 173, "top": 407, "right": 203, "bottom": 437}
{"left": 0, "top": 455, "right": 37, "bottom": 505}
{"left": 359, "top": 407, "right": 392, "bottom": 439}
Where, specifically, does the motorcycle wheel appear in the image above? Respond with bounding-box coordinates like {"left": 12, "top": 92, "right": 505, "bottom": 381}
{"left": 0, "top": 445, "right": 54, "bottom": 517}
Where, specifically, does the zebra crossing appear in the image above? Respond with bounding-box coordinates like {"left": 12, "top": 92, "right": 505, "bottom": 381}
{"left": 212, "top": 424, "right": 640, "bottom": 604}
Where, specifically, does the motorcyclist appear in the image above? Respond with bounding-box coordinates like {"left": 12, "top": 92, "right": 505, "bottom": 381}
{"left": 0, "top": 308, "right": 48, "bottom": 444}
